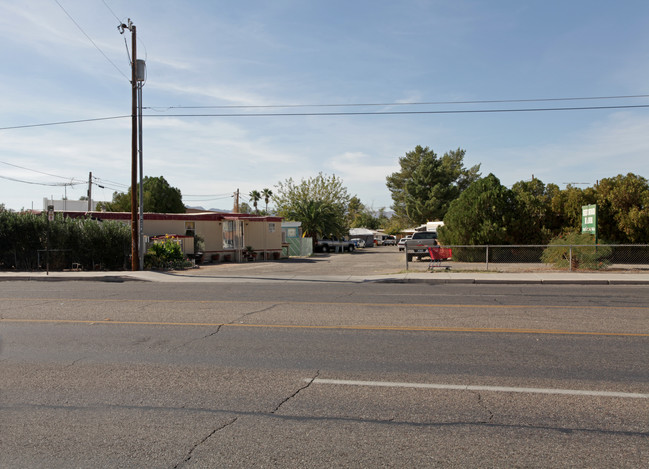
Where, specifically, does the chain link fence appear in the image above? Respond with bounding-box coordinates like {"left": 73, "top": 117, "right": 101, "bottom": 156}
{"left": 405, "top": 244, "right": 649, "bottom": 272}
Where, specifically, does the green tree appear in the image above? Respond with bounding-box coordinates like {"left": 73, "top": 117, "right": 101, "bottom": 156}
{"left": 274, "top": 173, "right": 351, "bottom": 239}
{"left": 249, "top": 190, "right": 261, "bottom": 214}
{"left": 596, "top": 173, "right": 649, "bottom": 243}
{"left": 439, "top": 174, "right": 515, "bottom": 245}
{"left": 510, "top": 178, "right": 557, "bottom": 243}
{"left": 100, "top": 176, "right": 185, "bottom": 213}
{"left": 239, "top": 202, "right": 252, "bottom": 214}
{"left": 386, "top": 146, "right": 480, "bottom": 225}
{"left": 288, "top": 199, "right": 344, "bottom": 241}
{"left": 549, "top": 185, "right": 597, "bottom": 233}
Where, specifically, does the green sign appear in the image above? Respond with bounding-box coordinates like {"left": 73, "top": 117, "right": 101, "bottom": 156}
{"left": 581, "top": 204, "right": 597, "bottom": 235}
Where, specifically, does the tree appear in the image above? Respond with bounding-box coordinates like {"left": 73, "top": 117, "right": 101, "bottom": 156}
{"left": 439, "top": 174, "right": 516, "bottom": 245}
{"left": 386, "top": 146, "right": 480, "bottom": 225}
{"left": 100, "top": 176, "right": 184, "bottom": 213}
{"left": 249, "top": 190, "right": 261, "bottom": 214}
{"left": 274, "top": 173, "right": 351, "bottom": 239}
{"left": 510, "top": 178, "right": 557, "bottom": 244}
{"left": 261, "top": 188, "right": 273, "bottom": 214}
{"left": 549, "top": 185, "right": 597, "bottom": 233}
{"left": 288, "top": 199, "right": 344, "bottom": 241}
{"left": 239, "top": 202, "right": 252, "bottom": 214}
{"left": 596, "top": 173, "right": 649, "bottom": 243}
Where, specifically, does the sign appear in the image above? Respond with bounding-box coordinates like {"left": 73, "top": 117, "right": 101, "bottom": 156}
{"left": 581, "top": 204, "right": 597, "bottom": 234}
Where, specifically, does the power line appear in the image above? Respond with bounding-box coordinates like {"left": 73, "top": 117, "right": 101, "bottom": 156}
{"left": 0, "top": 174, "right": 81, "bottom": 187}
{"left": 142, "top": 103, "right": 649, "bottom": 118}
{"left": 183, "top": 192, "right": 233, "bottom": 198}
{"left": 2, "top": 102, "right": 648, "bottom": 132}
{"left": 0, "top": 115, "right": 129, "bottom": 131}
{"left": 146, "top": 94, "right": 649, "bottom": 111}
{"left": 0, "top": 159, "right": 85, "bottom": 183}
{"left": 53, "top": 0, "right": 130, "bottom": 81}
{"left": 93, "top": 176, "right": 129, "bottom": 189}
{"left": 101, "top": 0, "right": 123, "bottom": 24}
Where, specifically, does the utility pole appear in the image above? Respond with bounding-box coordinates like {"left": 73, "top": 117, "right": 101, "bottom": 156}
{"left": 87, "top": 172, "right": 92, "bottom": 211}
{"left": 233, "top": 189, "right": 240, "bottom": 213}
{"left": 119, "top": 19, "right": 139, "bottom": 271}
{"left": 136, "top": 59, "right": 146, "bottom": 270}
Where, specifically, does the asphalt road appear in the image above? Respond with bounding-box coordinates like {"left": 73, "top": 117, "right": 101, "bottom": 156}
{"left": 1, "top": 281, "right": 648, "bottom": 467}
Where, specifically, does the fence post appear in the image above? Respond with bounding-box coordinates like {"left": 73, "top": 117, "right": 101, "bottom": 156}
{"left": 486, "top": 245, "right": 489, "bottom": 271}
{"left": 569, "top": 246, "right": 572, "bottom": 272}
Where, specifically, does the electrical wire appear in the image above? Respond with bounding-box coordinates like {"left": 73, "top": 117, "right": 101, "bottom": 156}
{"left": 0, "top": 174, "right": 82, "bottom": 187}
{"left": 142, "top": 103, "right": 649, "bottom": 118}
{"left": 53, "top": 0, "right": 130, "bottom": 82}
{"left": 101, "top": 0, "right": 123, "bottom": 24}
{"left": 2, "top": 100, "right": 648, "bottom": 132}
{"left": 0, "top": 115, "right": 129, "bottom": 131}
{"left": 93, "top": 176, "right": 129, "bottom": 188}
{"left": 0, "top": 160, "right": 85, "bottom": 183}
{"left": 146, "top": 94, "right": 649, "bottom": 111}
{"left": 183, "top": 192, "right": 233, "bottom": 198}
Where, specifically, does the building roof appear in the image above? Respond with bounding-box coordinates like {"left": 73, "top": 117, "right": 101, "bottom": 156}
{"left": 58, "top": 211, "right": 283, "bottom": 222}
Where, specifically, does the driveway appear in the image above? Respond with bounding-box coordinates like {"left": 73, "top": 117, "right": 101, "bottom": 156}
{"left": 192, "top": 245, "right": 406, "bottom": 277}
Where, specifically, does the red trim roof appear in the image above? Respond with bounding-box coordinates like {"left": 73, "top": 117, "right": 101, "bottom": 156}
{"left": 60, "top": 211, "right": 282, "bottom": 222}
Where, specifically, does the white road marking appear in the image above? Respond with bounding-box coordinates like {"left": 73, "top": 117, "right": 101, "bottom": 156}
{"left": 307, "top": 378, "right": 649, "bottom": 399}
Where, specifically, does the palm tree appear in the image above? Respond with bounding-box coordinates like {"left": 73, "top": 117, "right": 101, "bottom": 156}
{"left": 249, "top": 190, "right": 261, "bottom": 214}
{"left": 261, "top": 188, "right": 273, "bottom": 214}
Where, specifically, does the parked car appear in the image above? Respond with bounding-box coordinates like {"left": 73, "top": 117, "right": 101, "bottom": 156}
{"left": 350, "top": 238, "right": 366, "bottom": 248}
{"left": 397, "top": 235, "right": 412, "bottom": 251}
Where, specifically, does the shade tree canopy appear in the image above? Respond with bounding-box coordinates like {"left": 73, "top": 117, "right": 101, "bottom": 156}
{"left": 386, "top": 146, "right": 481, "bottom": 225}
{"left": 100, "top": 176, "right": 185, "bottom": 213}
{"left": 274, "top": 173, "right": 351, "bottom": 239}
{"left": 438, "top": 174, "right": 516, "bottom": 245}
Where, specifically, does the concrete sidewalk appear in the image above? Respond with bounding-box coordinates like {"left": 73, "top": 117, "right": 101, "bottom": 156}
{"left": 2, "top": 268, "right": 649, "bottom": 285}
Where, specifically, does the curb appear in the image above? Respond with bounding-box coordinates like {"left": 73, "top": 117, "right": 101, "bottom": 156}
{"left": 0, "top": 276, "right": 144, "bottom": 283}
{"left": 372, "top": 278, "right": 649, "bottom": 286}
{"left": 2, "top": 275, "right": 649, "bottom": 286}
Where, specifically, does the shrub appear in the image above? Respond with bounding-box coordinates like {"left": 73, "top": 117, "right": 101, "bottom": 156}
{"left": 541, "top": 232, "right": 612, "bottom": 270}
{"left": 146, "top": 238, "right": 186, "bottom": 269}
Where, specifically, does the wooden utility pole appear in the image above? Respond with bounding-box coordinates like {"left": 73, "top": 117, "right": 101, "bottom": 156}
{"left": 87, "top": 172, "right": 92, "bottom": 211}
{"left": 120, "top": 19, "right": 139, "bottom": 271}
{"left": 130, "top": 23, "right": 139, "bottom": 270}
{"left": 233, "top": 188, "right": 240, "bottom": 213}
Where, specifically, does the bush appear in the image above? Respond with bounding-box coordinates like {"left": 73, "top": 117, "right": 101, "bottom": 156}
{"left": 541, "top": 232, "right": 612, "bottom": 270}
{"left": 146, "top": 238, "right": 190, "bottom": 270}
{"left": 0, "top": 211, "right": 130, "bottom": 271}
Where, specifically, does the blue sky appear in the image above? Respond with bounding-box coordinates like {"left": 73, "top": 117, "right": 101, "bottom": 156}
{"left": 1, "top": 0, "right": 648, "bottom": 212}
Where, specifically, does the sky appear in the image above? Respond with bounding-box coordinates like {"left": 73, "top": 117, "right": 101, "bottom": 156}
{"left": 1, "top": 0, "right": 648, "bottom": 213}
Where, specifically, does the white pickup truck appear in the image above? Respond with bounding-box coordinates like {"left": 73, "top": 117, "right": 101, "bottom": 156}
{"left": 404, "top": 231, "right": 439, "bottom": 261}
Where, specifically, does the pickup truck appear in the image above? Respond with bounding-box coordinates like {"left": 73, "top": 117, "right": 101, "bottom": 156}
{"left": 315, "top": 238, "right": 355, "bottom": 253}
{"left": 404, "top": 231, "right": 438, "bottom": 261}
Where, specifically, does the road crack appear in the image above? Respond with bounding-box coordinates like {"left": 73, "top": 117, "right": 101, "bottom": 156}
{"left": 271, "top": 370, "right": 320, "bottom": 414}
{"left": 172, "top": 304, "right": 278, "bottom": 350}
{"left": 233, "top": 303, "right": 279, "bottom": 323}
{"left": 173, "top": 417, "right": 238, "bottom": 468}
{"left": 473, "top": 391, "right": 494, "bottom": 423}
